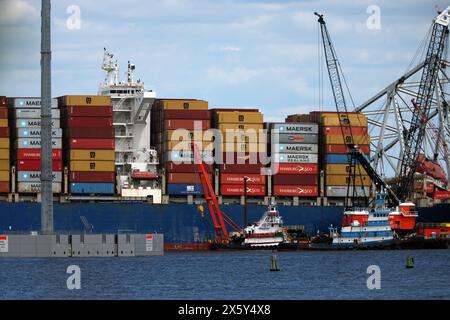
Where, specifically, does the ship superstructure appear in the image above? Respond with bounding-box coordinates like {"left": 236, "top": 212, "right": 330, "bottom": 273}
{"left": 98, "top": 49, "right": 161, "bottom": 202}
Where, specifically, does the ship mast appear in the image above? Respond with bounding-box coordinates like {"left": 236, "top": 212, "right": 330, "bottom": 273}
{"left": 41, "top": 0, "right": 53, "bottom": 234}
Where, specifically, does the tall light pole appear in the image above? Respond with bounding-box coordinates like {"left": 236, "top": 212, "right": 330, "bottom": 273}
{"left": 41, "top": 0, "right": 53, "bottom": 234}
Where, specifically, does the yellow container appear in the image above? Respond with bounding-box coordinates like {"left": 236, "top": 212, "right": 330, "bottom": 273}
{"left": 0, "top": 138, "right": 9, "bottom": 149}
{"left": 218, "top": 123, "right": 264, "bottom": 131}
{"left": 165, "top": 140, "right": 215, "bottom": 151}
{"left": 157, "top": 99, "right": 208, "bottom": 110}
{"left": 0, "top": 160, "right": 9, "bottom": 171}
{"left": 0, "top": 170, "right": 9, "bottom": 182}
{"left": 223, "top": 143, "right": 267, "bottom": 153}
{"left": 0, "top": 149, "right": 9, "bottom": 160}
{"left": 0, "top": 119, "right": 8, "bottom": 127}
{"left": 59, "top": 95, "right": 111, "bottom": 106}
{"left": 215, "top": 112, "right": 263, "bottom": 124}
{"left": 326, "top": 164, "right": 366, "bottom": 175}
{"left": 324, "top": 135, "right": 370, "bottom": 145}
{"left": 321, "top": 114, "right": 368, "bottom": 127}
{"left": 70, "top": 160, "right": 115, "bottom": 172}
{"left": 70, "top": 150, "right": 115, "bottom": 161}
{"left": 164, "top": 130, "right": 214, "bottom": 142}
{"left": 326, "top": 174, "right": 371, "bottom": 187}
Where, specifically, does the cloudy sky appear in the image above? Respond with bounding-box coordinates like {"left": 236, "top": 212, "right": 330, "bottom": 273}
{"left": 0, "top": 0, "right": 448, "bottom": 121}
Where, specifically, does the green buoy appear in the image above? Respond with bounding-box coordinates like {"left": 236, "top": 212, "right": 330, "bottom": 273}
{"left": 406, "top": 256, "right": 414, "bottom": 269}
{"left": 270, "top": 254, "right": 280, "bottom": 272}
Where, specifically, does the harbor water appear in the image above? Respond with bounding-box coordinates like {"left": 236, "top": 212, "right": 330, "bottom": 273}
{"left": 0, "top": 250, "right": 449, "bottom": 300}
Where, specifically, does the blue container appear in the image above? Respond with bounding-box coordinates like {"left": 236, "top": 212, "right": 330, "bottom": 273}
{"left": 167, "top": 183, "right": 203, "bottom": 195}
{"left": 70, "top": 183, "right": 115, "bottom": 195}
{"left": 325, "top": 154, "right": 369, "bottom": 164}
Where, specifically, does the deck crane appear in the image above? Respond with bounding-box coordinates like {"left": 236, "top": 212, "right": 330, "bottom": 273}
{"left": 191, "top": 142, "right": 241, "bottom": 243}
{"left": 396, "top": 7, "right": 450, "bottom": 201}
{"left": 315, "top": 12, "right": 400, "bottom": 208}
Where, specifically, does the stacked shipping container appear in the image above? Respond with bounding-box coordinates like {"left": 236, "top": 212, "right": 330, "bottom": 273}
{"left": 309, "top": 112, "right": 371, "bottom": 198}
{"left": 59, "top": 95, "right": 115, "bottom": 195}
{"left": 0, "top": 96, "right": 9, "bottom": 193}
{"left": 269, "top": 122, "right": 319, "bottom": 197}
{"left": 152, "top": 99, "right": 213, "bottom": 195}
{"left": 8, "top": 97, "right": 62, "bottom": 193}
{"left": 213, "top": 110, "right": 266, "bottom": 196}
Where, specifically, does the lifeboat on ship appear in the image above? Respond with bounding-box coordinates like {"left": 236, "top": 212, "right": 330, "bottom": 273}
{"left": 416, "top": 154, "right": 448, "bottom": 185}
{"left": 131, "top": 170, "right": 158, "bottom": 180}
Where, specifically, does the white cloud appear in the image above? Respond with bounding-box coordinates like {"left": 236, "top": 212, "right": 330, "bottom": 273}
{"left": 220, "top": 46, "right": 242, "bottom": 52}
{"left": 206, "top": 66, "right": 262, "bottom": 85}
{"left": 0, "top": 0, "right": 39, "bottom": 26}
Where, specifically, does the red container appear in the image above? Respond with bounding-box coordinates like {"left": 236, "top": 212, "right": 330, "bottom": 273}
{"left": 273, "top": 185, "right": 318, "bottom": 197}
{"left": 0, "top": 127, "right": 9, "bottom": 137}
{"left": 167, "top": 172, "right": 212, "bottom": 184}
{"left": 0, "top": 181, "right": 9, "bottom": 193}
{"left": 0, "top": 96, "right": 6, "bottom": 107}
{"left": 434, "top": 190, "right": 450, "bottom": 200}
{"left": 324, "top": 144, "right": 370, "bottom": 154}
{"left": 274, "top": 163, "right": 318, "bottom": 175}
{"left": 220, "top": 184, "right": 266, "bottom": 196}
{"left": 17, "top": 159, "right": 62, "bottom": 171}
{"left": 17, "top": 149, "right": 62, "bottom": 160}
{"left": 67, "top": 127, "right": 114, "bottom": 139}
{"left": 166, "top": 162, "right": 213, "bottom": 173}
{"left": 69, "top": 138, "right": 115, "bottom": 150}
{"left": 0, "top": 107, "right": 7, "bottom": 118}
{"left": 323, "top": 126, "right": 368, "bottom": 136}
{"left": 65, "top": 117, "right": 112, "bottom": 128}
{"left": 273, "top": 174, "right": 318, "bottom": 185}
{"left": 220, "top": 174, "right": 266, "bottom": 185}
{"left": 70, "top": 171, "right": 115, "bottom": 183}
{"left": 164, "top": 119, "right": 210, "bottom": 131}
{"left": 219, "top": 164, "right": 263, "bottom": 174}
{"left": 65, "top": 106, "right": 112, "bottom": 117}
{"left": 164, "top": 110, "right": 211, "bottom": 120}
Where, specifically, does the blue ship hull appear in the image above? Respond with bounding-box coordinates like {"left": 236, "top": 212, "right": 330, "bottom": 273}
{"left": 0, "top": 203, "right": 448, "bottom": 243}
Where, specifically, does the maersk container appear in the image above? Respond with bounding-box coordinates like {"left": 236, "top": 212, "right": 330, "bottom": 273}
{"left": 16, "top": 119, "right": 60, "bottom": 128}
{"left": 275, "top": 153, "right": 318, "bottom": 164}
{"left": 275, "top": 133, "right": 318, "bottom": 144}
{"left": 16, "top": 138, "right": 62, "bottom": 149}
{"left": 326, "top": 186, "right": 370, "bottom": 197}
{"left": 8, "top": 97, "right": 58, "bottom": 109}
{"left": 18, "top": 182, "right": 61, "bottom": 193}
{"left": 70, "top": 182, "right": 115, "bottom": 194}
{"left": 165, "top": 150, "right": 214, "bottom": 164}
{"left": 17, "top": 128, "right": 62, "bottom": 138}
{"left": 325, "top": 154, "right": 369, "bottom": 164}
{"left": 17, "top": 171, "right": 63, "bottom": 182}
{"left": 270, "top": 123, "right": 318, "bottom": 134}
{"left": 274, "top": 143, "right": 318, "bottom": 154}
{"left": 14, "top": 108, "right": 60, "bottom": 119}
{"left": 167, "top": 183, "right": 203, "bottom": 195}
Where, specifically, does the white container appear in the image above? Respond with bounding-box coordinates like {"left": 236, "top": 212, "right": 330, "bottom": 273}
{"left": 270, "top": 123, "right": 318, "bottom": 134}
{"left": 273, "top": 143, "right": 318, "bottom": 154}
{"left": 16, "top": 119, "right": 61, "bottom": 128}
{"left": 326, "top": 186, "right": 370, "bottom": 197}
{"left": 17, "top": 138, "right": 62, "bottom": 149}
{"left": 8, "top": 98, "right": 58, "bottom": 109}
{"left": 17, "top": 171, "right": 63, "bottom": 182}
{"left": 16, "top": 128, "right": 62, "bottom": 138}
{"left": 17, "top": 182, "right": 62, "bottom": 193}
{"left": 274, "top": 153, "right": 318, "bottom": 164}
{"left": 14, "top": 109, "right": 60, "bottom": 119}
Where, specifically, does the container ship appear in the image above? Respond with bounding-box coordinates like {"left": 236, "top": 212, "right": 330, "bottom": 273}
{"left": 0, "top": 49, "right": 449, "bottom": 245}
